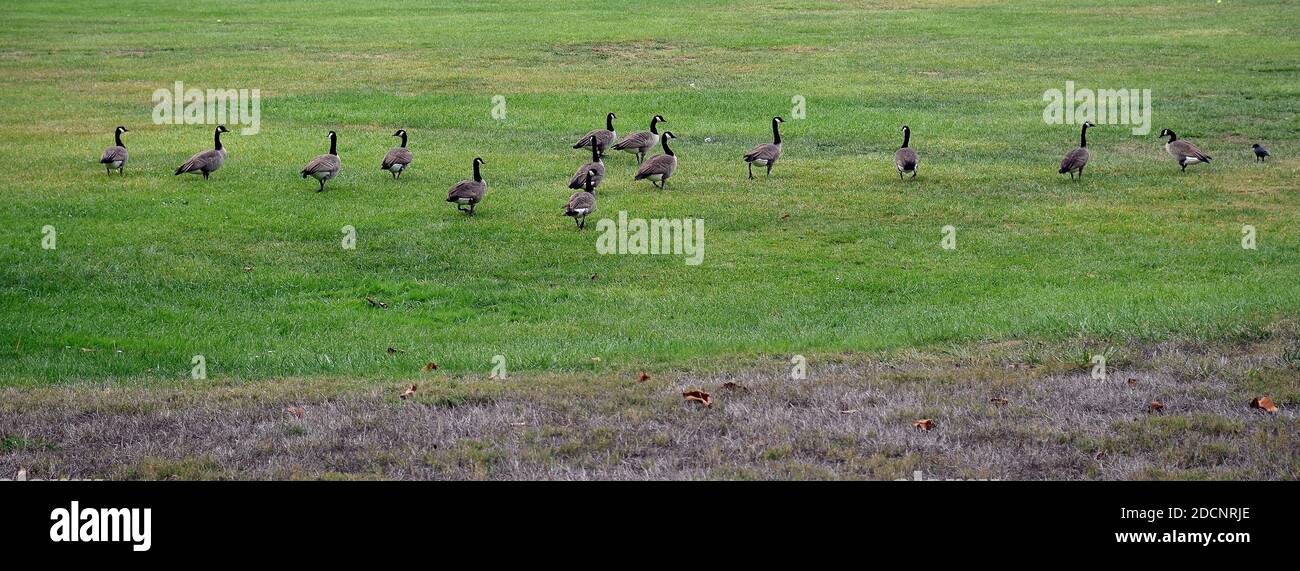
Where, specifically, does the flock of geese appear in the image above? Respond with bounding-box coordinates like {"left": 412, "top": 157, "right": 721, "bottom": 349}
{"left": 98, "top": 115, "right": 1270, "bottom": 229}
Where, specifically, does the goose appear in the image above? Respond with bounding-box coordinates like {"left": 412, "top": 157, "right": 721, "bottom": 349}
{"left": 381, "top": 129, "right": 413, "bottom": 178}
{"left": 446, "top": 157, "right": 486, "bottom": 215}
{"left": 612, "top": 115, "right": 666, "bottom": 164}
{"left": 1252, "top": 144, "right": 1270, "bottom": 162}
{"left": 894, "top": 125, "right": 918, "bottom": 180}
{"left": 301, "top": 130, "right": 341, "bottom": 192}
{"left": 99, "top": 126, "right": 129, "bottom": 175}
{"left": 634, "top": 131, "right": 678, "bottom": 189}
{"left": 1159, "top": 129, "right": 1211, "bottom": 172}
{"left": 573, "top": 112, "right": 617, "bottom": 152}
{"left": 743, "top": 116, "right": 784, "bottom": 179}
{"left": 564, "top": 169, "right": 598, "bottom": 230}
{"left": 568, "top": 141, "right": 605, "bottom": 190}
{"left": 1058, "top": 121, "right": 1095, "bottom": 180}
{"left": 174, "top": 125, "right": 230, "bottom": 179}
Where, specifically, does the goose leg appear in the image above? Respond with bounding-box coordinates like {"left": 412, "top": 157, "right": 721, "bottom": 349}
{"left": 748, "top": 163, "right": 754, "bottom": 180}
{"left": 203, "top": 171, "right": 210, "bottom": 180}
{"left": 767, "top": 162, "right": 773, "bottom": 177}
{"left": 105, "top": 165, "right": 111, "bottom": 175}
{"left": 911, "top": 168, "right": 917, "bottom": 179}
{"left": 1079, "top": 166, "right": 1084, "bottom": 180}
{"left": 579, "top": 216, "right": 586, "bottom": 230}
{"left": 898, "top": 169, "right": 903, "bottom": 181}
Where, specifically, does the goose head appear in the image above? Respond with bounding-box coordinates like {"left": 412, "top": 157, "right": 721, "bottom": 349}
{"left": 473, "top": 157, "right": 485, "bottom": 166}
{"left": 116, "top": 126, "right": 129, "bottom": 135}
{"left": 1082, "top": 121, "right": 1096, "bottom": 129}
{"left": 392, "top": 129, "right": 406, "bottom": 138}
{"left": 216, "top": 125, "right": 231, "bottom": 134}
{"left": 1159, "top": 128, "right": 1175, "bottom": 140}
{"left": 326, "top": 130, "right": 337, "bottom": 140}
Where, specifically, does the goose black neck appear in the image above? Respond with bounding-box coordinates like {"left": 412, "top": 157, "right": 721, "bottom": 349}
{"left": 591, "top": 142, "right": 600, "bottom": 162}
{"left": 213, "top": 128, "right": 223, "bottom": 151}
{"left": 1080, "top": 124, "right": 1088, "bottom": 148}
{"left": 328, "top": 135, "right": 338, "bottom": 156}
{"left": 662, "top": 136, "right": 674, "bottom": 156}
{"left": 1166, "top": 131, "right": 1178, "bottom": 142}
{"left": 772, "top": 118, "right": 782, "bottom": 145}
{"left": 650, "top": 117, "right": 660, "bottom": 134}
{"left": 115, "top": 130, "right": 124, "bottom": 148}
{"left": 901, "top": 128, "right": 911, "bottom": 149}
{"left": 399, "top": 132, "right": 407, "bottom": 148}
{"left": 606, "top": 114, "right": 615, "bottom": 131}
{"left": 585, "top": 175, "right": 595, "bottom": 192}
{"left": 472, "top": 161, "right": 482, "bottom": 182}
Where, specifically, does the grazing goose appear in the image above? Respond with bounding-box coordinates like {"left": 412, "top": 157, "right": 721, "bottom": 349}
{"left": 381, "top": 129, "right": 413, "bottom": 178}
{"left": 743, "top": 116, "right": 784, "bottom": 179}
{"left": 301, "top": 130, "right": 342, "bottom": 192}
{"left": 1252, "top": 143, "right": 1270, "bottom": 162}
{"left": 568, "top": 141, "right": 605, "bottom": 190}
{"left": 100, "top": 126, "right": 129, "bottom": 175}
{"left": 446, "top": 157, "right": 487, "bottom": 215}
{"left": 1160, "top": 129, "right": 1211, "bottom": 172}
{"left": 634, "top": 131, "right": 678, "bottom": 189}
{"left": 894, "top": 125, "right": 918, "bottom": 180}
{"left": 1058, "top": 121, "right": 1095, "bottom": 180}
{"left": 573, "top": 112, "right": 618, "bottom": 152}
{"left": 564, "top": 169, "right": 598, "bottom": 230}
{"left": 174, "top": 125, "right": 230, "bottom": 179}
{"left": 612, "top": 115, "right": 666, "bottom": 164}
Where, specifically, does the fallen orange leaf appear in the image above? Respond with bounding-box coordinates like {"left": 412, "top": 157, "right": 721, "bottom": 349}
{"left": 400, "top": 383, "right": 417, "bottom": 400}
{"left": 421, "top": 361, "right": 438, "bottom": 372}
{"left": 285, "top": 406, "right": 305, "bottom": 418}
{"left": 1147, "top": 401, "right": 1165, "bottom": 413}
{"left": 1250, "top": 397, "right": 1279, "bottom": 414}
{"left": 912, "top": 419, "right": 934, "bottom": 431}
{"left": 989, "top": 397, "right": 1009, "bottom": 406}
{"left": 721, "top": 381, "right": 748, "bottom": 391}
{"left": 683, "top": 390, "right": 711, "bottom": 407}
{"left": 637, "top": 372, "right": 651, "bottom": 383}
{"left": 1127, "top": 378, "right": 1138, "bottom": 386}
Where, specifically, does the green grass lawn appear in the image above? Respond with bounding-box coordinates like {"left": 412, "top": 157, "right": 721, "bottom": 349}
{"left": 1, "top": 0, "right": 1297, "bottom": 385}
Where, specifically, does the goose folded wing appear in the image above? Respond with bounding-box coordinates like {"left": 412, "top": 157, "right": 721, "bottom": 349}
{"left": 613, "top": 130, "right": 652, "bottom": 150}
{"left": 744, "top": 143, "right": 780, "bottom": 162}
{"left": 895, "top": 148, "right": 918, "bottom": 169}
{"left": 382, "top": 148, "right": 412, "bottom": 169}
{"left": 302, "top": 154, "right": 339, "bottom": 175}
{"left": 635, "top": 154, "right": 675, "bottom": 179}
{"left": 177, "top": 150, "right": 216, "bottom": 173}
{"left": 1059, "top": 147, "right": 1087, "bottom": 172}
{"left": 100, "top": 146, "right": 126, "bottom": 163}
{"left": 565, "top": 191, "right": 595, "bottom": 213}
{"left": 447, "top": 180, "right": 484, "bottom": 201}
{"left": 568, "top": 162, "right": 603, "bottom": 188}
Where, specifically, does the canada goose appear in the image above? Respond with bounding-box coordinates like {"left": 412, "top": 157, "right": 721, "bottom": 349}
{"left": 573, "top": 112, "right": 617, "bottom": 152}
{"left": 612, "top": 115, "right": 666, "bottom": 164}
{"left": 1252, "top": 144, "right": 1270, "bottom": 162}
{"left": 301, "top": 131, "right": 342, "bottom": 192}
{"left": 1058, "top": 121, "right": 1095, "bottom": 180}
{"left": 634, "top": 131, "right": 678, "bottom": 189}
{"left": 1159, "top": 129, "right": 1211, "bottom": 172}
{"left": 446, "top": 157, "right": 486, "bottom": 215}
{"left": 568, "top": 141, "right": 605, "bottom": 190}
{"left": 174, "top": 125, "right": 230, "bottom": 179}
{"left": 564, "top": 169, "right": 598, "bottom": 230}
{"left": 894, "top": 125, "right": 918, "bottom": 180}
{"left": 99, "top": 126, "right": 129, "bottom": 175}
{"left": 743, "top": 116, "right": 784, "bottom": 179}
{"left": 381, "top": 129, "right": 413, "bottom": 178}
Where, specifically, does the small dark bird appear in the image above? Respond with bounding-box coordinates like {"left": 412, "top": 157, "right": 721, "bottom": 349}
{"left": 563, "top": 169, "right": 598, "bottom": 230}
{"left": 100, "top": 126, "right": 129, "bottom": 175}
{"left": 1252, "top": 143, "right": 1270, "bottom": 162}
{"left": 446, "top": 157, "right": 487, "bottom": 215}
{"left": 894, "top": 125, "right": 918, "bottom": 180}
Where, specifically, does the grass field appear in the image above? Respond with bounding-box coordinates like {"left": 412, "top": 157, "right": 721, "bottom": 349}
{"left": 1, "top": 0, "right": 1298, "bottom": 384}
{"left": 0, "top": 1, "right": 1297, "bottom": 479}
